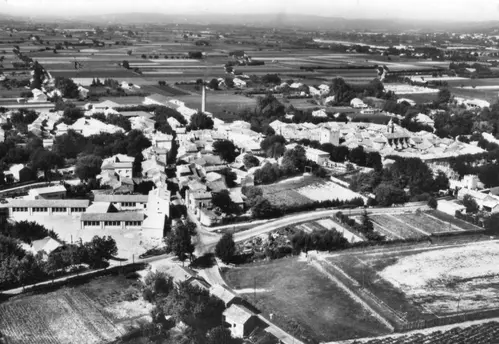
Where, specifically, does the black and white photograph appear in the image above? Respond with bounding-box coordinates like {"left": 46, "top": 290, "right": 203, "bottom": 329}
{"left": 0, "top": 1, "right": 499, "bottom": 343}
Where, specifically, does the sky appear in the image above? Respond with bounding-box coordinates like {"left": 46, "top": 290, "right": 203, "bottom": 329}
{"left": 1, "top": 0, "right": 499, "bottom": 21}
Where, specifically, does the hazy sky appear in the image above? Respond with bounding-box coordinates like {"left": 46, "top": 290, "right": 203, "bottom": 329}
{"left": 1, "top": 0, "right": 499, "bottom": 21}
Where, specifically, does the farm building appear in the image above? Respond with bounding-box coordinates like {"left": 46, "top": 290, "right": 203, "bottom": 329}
{"left": 437, "top": 199, "right": 466, "bottom": 216}
{"left": 350, "top": 98, "right": 368, "bottom": 109}
{"left": 457, "top": 188, "right": 499, "bottom": 213}
{"left": 2, "top": 199, "right": 89, "bottom": 216}
{"left": 209, "top": 284, "right": 241, "bottom": 307}
{"left": 223, "top": 304, "right": 259, "bottom": 338}
{"left": 28, "top": 185, "right": 67, "bottom": 200}
{"left": 80, "top": 212, "right": 144, "bottom": 230}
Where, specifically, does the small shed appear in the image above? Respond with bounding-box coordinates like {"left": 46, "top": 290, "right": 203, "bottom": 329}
{"left": 223, "top": 304, "right": 258, "bottom": 338}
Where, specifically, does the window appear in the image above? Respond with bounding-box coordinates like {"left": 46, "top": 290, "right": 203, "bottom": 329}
{"left": 122, "top": 202, "right": 137, "bottom": 207}
{"left": 13, "top": 207, "right": 28, "bottom": 212}
{"left": 104, "top": 221, "right": 120, "bottom": 226}
{"left": 84, "top": 221, "right": 99, "bottom": 226}
{"left": 53, "top": 207, "right": 66, "bottom": 213}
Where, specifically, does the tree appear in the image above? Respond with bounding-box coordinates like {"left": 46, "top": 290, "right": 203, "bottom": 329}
{"left": 206, "top": 326, "right": 235, "bottom": 344}
{"left": 55, "top": 76, "right": 80, "bottom": 98}
{"left": 433, "top": 170, "right": 450, "bottom": 190}
{"left": 133, "top": 153, "right": 143, "bottom": 177}
{"left": 213, "top": 140, "right": 238, "bottom": 163}
{"left": 217, "top": 168, "right": 237, "bottom": 188}
{"left": 260, "top": 135, "right": 286, "bottom": 158}
{"left": 125, "top": 130, "right": 152, "bottom": 156}
{"left": 122, "top": 60, "right": 130, "bottom": 69}
{"left": 463, "top": 194, "right": 479, "bottom": 213}
{"left": 62, "top": 106, "right": 84, "bottom": 124}
{"left": 215, "top": 233, "right": 236, "bottom": 264}
{"left": 281, "top": 145, "right": 307, "bottom": 175}
{"left": 212, "top": 190, "right": 234, "bottom": 214}
{"left": 437, "top": 88, "right": 451, "bottom": 105}
{"left": 75, "top": 154, "right": 102, "bottom": 181}
{"left": 84, "top": 236, "right": 117, "bottom": 268}
{"left": 165, "top": 222, "right": 196, "bottom": 262}
{"left": 30, "top": 148, "right": 63, "bottom": 180}
{"left": 374, "top": 183, "right": 407, "bottom": 206}
{"left": 207, "top": 78, "right": 219, "bottom": 90}
{"left": 243, "top": 154, "right": 259, "bottom": 169}
{"left": 188, "top": 112, "right": 214, "bottom": 131}
{"left": 428, "top": 197, "right": 438, "bottom": 209}
{"left": 242, "top": 186, "right": 263, "bottom": 207}
{"left": 251, "top": 196, "right": 279, "bottom": 219}
{"left": 349, "top": 146, "right": 366, "bottom": 166}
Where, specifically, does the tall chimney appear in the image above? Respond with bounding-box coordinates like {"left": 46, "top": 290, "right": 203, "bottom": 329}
{"left": 201, "top": 84, "right": 206, "bottom": 113}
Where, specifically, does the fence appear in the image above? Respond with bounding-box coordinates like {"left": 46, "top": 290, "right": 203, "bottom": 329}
{"left": 399, "top": 308, "right": 499, "bottom": 332}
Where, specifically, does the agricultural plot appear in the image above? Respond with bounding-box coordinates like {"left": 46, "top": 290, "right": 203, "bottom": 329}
{"left": 392, "top": 213, "right": 454, "bottom": 234}
{"left": 0, "top": 276, "right": 151, "bottom": 344}
{"left": 370, "top": 215, "right": 424, "bottom": 239}
{"left": 380, "top": 241, "right": 499, "bottom": 316}
{"left": 356, "top": 321, "right": 499, "bottom": 344}
{"left": 316, "top": 218, "right": 364, "bottom": 243}
{"left": 295, "top": 180, "right": 366, "bottom": 202}
{"left": 426, "top": 210, "right": 483, "bottom": 232}
{"left": 263, "top": 188, "right": 313, "bottom": 208}
{"left": 223, "top": 257, "right": 390, "bottom": 342}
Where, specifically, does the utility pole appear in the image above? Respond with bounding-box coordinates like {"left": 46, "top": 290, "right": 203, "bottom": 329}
{"left": 254, "top": 276, "right": 256, "bottom": 303}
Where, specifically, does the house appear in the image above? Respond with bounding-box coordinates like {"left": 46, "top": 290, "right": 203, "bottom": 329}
{"left": 437, "top": 199, "right": 466, "bottom": 216}
{"left": 85, "top": 202, "right": 117, "bottom": 213}
{"left": 350, "top": 98, "right": 368, "bottom": 109}
{"left": 55, "top": 122, "right": 70, "bottom": 136}
{"left": 21, "top": 236, "right": 63, "bottom": 258}
{"left": 185, "top": 189, "right": 212, "bottom": 216}
{"left": 30, "top": 88, "right": 48, "bottom": 102}
{"left": 160, "top": 264, "right": 210, "bottom": 290}
{"left": 4, "top": 199, "right": 89, "bottom": 216}
{"left": 397, "top": 98, "right": 416, "bottom": 106}
{"left": 152, "top": 133, "right": 174, "bottom": 151}
{"left": 78, "top": 86, "right": 89, "bottom": 99}
{"left": 312, "top": 109, "right": 328, "bottom": 118}
{"left": 209, "top": 284, "right": 241, "bottom": 306}
{"left": 223, "top": 304, "right": 259, "bottom": 338}
{"left": 80, "top": 212, "right": 144, "bottom": 230}
{"left": 28, "top": 185, "right": 67, "bottom": 200}
{"left": 9, "top": 164, "right": 25, "bottom": 182}
{"left": 93, "top": 194, "right": 149, "bottom": 210}
{"left": 101, "top": 155, "right": 135, "bottom": 179}
{"left": 43, "top": 139, "right": 54, "bottom": 150}
{"left": 147, "top": 187, "right": 171, "bottom": 218}
{"left": 414, "top": 113, "right": 434, "bottom": 127}
{"left": 233, "top": 78, "right": 247, "bottom": 88}
{"left": 457, "top": 188, "right": 499, "bottom": 213}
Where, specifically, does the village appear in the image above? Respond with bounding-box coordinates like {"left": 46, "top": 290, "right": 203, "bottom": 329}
{"left": 2, "top": 5, "right": 499, "bottom": 344}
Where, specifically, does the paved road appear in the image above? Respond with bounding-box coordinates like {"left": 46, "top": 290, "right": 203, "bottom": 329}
{"left": 196, "top": 205, "right": 427, "bottom": 254}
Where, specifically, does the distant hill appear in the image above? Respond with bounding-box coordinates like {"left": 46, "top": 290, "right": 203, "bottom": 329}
{"left": 3, "top": 12, "right": 499, "bottom": 32}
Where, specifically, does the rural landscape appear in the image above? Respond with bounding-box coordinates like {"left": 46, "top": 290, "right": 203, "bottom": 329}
{"left": 2, "top": 1, "right": 499, "bottom": 344}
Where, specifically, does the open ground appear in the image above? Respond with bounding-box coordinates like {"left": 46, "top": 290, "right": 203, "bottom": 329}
{"left": 0, "top": 275, "right": 151, "bottom": 344}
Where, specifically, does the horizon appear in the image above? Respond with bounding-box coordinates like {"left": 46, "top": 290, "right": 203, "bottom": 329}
{"left": 1, "top": 0, "right": 499, "bottom": 22}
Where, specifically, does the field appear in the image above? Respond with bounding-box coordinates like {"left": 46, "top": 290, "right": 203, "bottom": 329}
{"left": 369, "top": 211, "right": 482, "bottom": 240}
{"left": 295, "top": 180, "right": 366, "bottom": 202}
{"left": 325, "top": 239, "right": 499, "bottom": 327}
{"left": 223, "top": 257, "right": 390, "bottom": 342}
{"left": 0, "top": 275, "right": 151, "bottom": 344}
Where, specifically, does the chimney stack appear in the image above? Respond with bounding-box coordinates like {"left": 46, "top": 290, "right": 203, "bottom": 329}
{"left": 201, "top": 84, "right": 206, "bottom": 113}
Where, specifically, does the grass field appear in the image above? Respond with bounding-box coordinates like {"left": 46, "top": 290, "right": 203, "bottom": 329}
{"left": 327, "top": 240, "right": 499, "bottom": 323}
{"left": 426, "top": 210, "right": 483, "bottom": 232}
{"left": 223, "top": 257, "right": 389, "bottom": 343}
{"left": 0, "top": 275, "right": 151, "bottom": 344}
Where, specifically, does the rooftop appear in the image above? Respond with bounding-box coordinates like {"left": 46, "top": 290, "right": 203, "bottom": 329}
{"left": 29, "top": 185, "right": 67, "bottom": 195}
{"left": 210, "top": 284, "right": 240, "bottom": 305}
{"left": 81, "top": 212, "right": 145, "bottom": 222}
{"left": 94, "top": 194, "right": 149, "bottom": 203}
{"left": 223, "top": 304, "right": 255, "bottom": 324}
{"left": 5, "top": 199, "right": 89, "bottom": 208}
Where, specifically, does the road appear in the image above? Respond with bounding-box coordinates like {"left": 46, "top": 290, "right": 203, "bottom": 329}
{"left": 196, "top": 205, "right": 427, "bottom": 254}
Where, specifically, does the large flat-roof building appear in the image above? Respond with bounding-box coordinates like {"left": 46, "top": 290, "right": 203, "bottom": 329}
{"left": 28, "top": 185, "right": 67, "bottom": 200}
{"left": 3, "top": 199, "right": 89, "bottom": 216}
{"left": 80, "top": 212, "right": 144, "bottom": 230}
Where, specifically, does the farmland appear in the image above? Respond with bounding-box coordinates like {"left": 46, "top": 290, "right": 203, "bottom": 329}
{"left": 0, "top": 275, "right": 151, "bottom": 344}
{"left": 369, "top": 211, "right": 483, "bottom": 240}
{"left": 223, "top": 257, "right": 390, "bottom": 343}
{"left": 295, "top": 180, "right": 366, "bottom": 202}
{"left": 325, "top": 239, "right": 499, "bottom": 326}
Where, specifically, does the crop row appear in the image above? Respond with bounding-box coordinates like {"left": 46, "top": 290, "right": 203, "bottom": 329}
{"left": 354, "top": 321, "right": 499, "bottom": 344}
